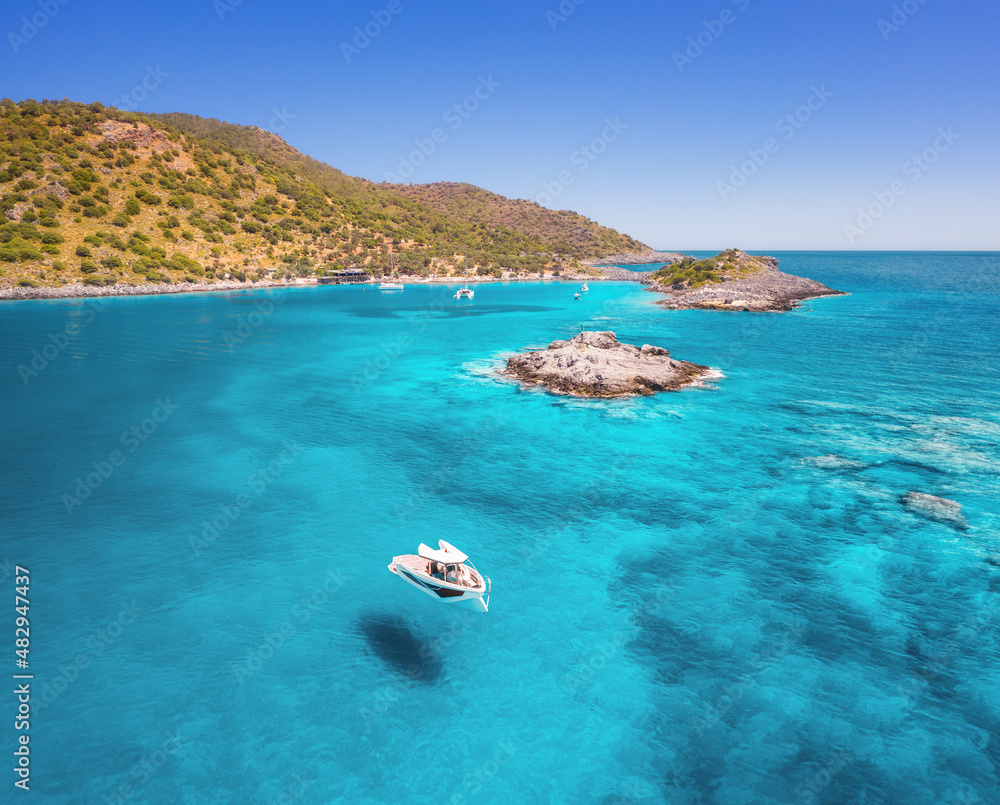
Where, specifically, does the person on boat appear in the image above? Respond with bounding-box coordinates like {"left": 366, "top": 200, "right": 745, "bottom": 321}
{"left": 429, "top": 562, "right": 444, "bottom": 580}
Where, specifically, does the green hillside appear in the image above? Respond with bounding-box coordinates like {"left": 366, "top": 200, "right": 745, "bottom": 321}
{"left": 0, "top": 99, "right": 648, "bottom": 290}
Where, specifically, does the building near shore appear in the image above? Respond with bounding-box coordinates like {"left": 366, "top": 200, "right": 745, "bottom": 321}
{"left": 318, "top": 268, "right": 369, "bottom": 284}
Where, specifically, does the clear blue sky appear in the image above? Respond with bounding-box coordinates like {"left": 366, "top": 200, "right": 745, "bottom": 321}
{"left": 3, "top": 0, "right": 998, "bottom": 250}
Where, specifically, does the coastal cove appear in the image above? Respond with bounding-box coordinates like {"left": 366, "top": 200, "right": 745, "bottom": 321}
{"left": 3, "top": 251, "right": 999, "bottom": 804}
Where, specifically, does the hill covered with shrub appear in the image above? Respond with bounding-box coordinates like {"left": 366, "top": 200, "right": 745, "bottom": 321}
{"left": 0, "top": 99, "right": 648, "bottom": 290}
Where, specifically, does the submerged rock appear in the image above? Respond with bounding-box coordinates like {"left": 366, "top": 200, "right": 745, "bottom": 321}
{"left": 802, "top": 454, "right": 868, "bottom": 471}
{"left": 502, "top": 331, "right": 710, "bottom": 398}
{"left": 901, "top": 491, "right": 968, "bottom": 530}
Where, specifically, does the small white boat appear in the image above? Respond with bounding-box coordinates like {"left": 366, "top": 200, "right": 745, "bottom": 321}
{"left": 388, "top": 540, "right": 491, "bottom": 613}
{"left": 574, "top": 292, "right": 581, "bottom": 300}
{"left": 581, "top": 283, "right": 589, "bottom": 292}
{"left": 378, "top": 248, "right": 404, "bottom": 291}
{"left": 455, "top": 257, "right": 474, "bottom": 299}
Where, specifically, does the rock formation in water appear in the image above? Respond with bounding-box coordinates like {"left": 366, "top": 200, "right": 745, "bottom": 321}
{"left": 502, "top": 331, "right": 711, "bottom": 398}
{"left": 646, "top": 249, "right": 845, "bottom": 312}
{"left": 902, "top": 491, "right": 968, "bottom": 530}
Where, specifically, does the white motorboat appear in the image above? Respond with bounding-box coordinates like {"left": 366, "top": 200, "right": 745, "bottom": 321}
{"left": 378, "top": 248, "right": 404, "bottom": 291}
{"left": 388, "top": 540, "right": 491, "bottom": 613}
{"left": 581, "top": 283, "right": 589, "bottom": 292}
{"left": 574, "top": 292, "right": 581, "bottom": 300}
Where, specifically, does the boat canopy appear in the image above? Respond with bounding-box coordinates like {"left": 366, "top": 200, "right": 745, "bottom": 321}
{"left": 418, "top": 540, "right": 468, "bottom": 565}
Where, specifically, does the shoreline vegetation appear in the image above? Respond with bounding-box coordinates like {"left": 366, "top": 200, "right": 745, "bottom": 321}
{"left": 0, "top": 248, "right": 843, "bottom": 304}
{"left": 0, "top": 99, "right": 647, "bottom": 296}
{"left": 0, "top": 101, "right": 841, "bottom": 311}
{"left": 0, "top": 267, "right": 626, "bottom": 301}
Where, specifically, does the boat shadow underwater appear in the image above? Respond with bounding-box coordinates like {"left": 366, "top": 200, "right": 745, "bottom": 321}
{"left": 358, "top": 613, "right": 443, "bottom": 684}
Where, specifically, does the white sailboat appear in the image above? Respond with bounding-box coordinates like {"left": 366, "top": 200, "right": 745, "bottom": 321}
{"left": 455, "top": 256, "right": 474, "bottom": 299}
{"left": 581, "top": 283, "right": 589, "bottom": 292}
{"left": 378, "top": 247, "right": 404, "bottom": 291}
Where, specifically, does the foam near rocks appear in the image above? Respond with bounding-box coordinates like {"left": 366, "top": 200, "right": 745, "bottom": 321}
{"left": 502, "top": 330, "right": 712, "bottom": 398}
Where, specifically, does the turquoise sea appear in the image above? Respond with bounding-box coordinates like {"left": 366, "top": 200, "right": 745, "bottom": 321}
{"left": 2, "top": 252, "right": 999, "bottom": 804}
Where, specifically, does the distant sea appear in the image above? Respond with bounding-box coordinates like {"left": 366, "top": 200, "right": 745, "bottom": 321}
{"left": 2, "top": 252, "right": 998, "bottom": 804}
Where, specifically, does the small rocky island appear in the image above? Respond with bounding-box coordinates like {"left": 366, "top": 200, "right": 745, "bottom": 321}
{"left": 502, "top": 331, "right": 711, "bottom": 398}
{"left": 646, "top": 249, "right": 844, "bottom": 312}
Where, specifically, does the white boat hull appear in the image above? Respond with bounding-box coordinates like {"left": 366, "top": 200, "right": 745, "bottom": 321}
{"left": 388, "top": 555, "right": 489, "bottom": 613}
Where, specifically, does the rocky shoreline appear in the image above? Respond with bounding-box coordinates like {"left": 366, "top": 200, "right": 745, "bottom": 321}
{"left": 0, "top": 278, "right": 294, "bottom": 301}
{"left": 646, "top": 251, "right": 845, "bottom": 312}
{"left": 502, "top": 331, "right": 712, "bottom": 398}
